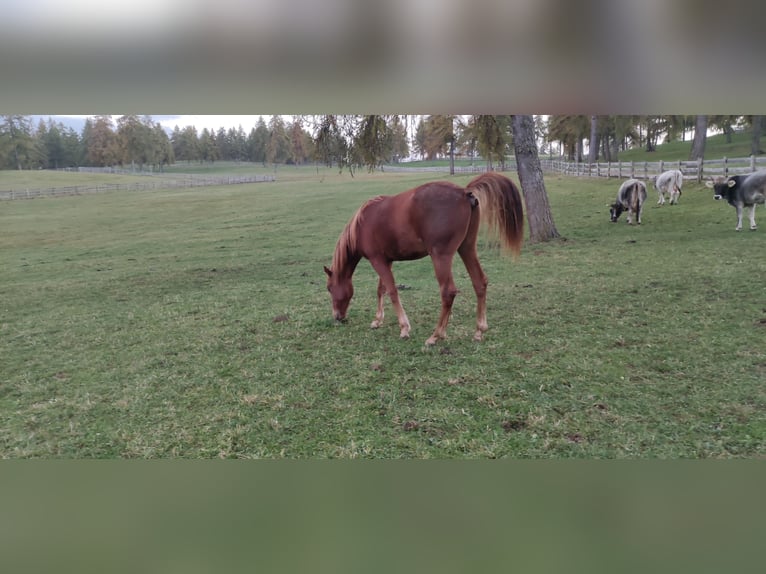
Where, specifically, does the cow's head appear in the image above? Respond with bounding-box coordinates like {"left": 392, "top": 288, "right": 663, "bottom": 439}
{"left": 706, "top": 176, "right": 736, "bottom": 200}
{"left": 609, "top": 202, "right": 624, "bottom": 222}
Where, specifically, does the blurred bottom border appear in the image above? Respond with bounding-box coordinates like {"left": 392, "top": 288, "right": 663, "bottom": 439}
{"left": 1, "top": 460, "right": 763, "bottom": 574}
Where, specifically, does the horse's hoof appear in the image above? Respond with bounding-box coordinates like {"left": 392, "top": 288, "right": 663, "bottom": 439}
{"left": 400, "top": 331, "right": 410, "bottom": 340}
{"left": 751, "top": 226, "right": 758, "bottom": 231}
{"left": 370, "top": 320, "right": 381, "bottom": 329}
{"left": 473, "top": 332, "right": 483, "bottom": 342}
{"left": 424, "top": 337, "right": 437, "bottom": 346}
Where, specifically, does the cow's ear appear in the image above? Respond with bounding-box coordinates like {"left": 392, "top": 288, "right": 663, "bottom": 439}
{"left": 323, "top": 266, "right": 333, "bottom": 277}
{"left": 728, "top": 179, "right": 737, "bottom": 187}
{"left": 705, "top": 180, "right": 714, "bottom": 188}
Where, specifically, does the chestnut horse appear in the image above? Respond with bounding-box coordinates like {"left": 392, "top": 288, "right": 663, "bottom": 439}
{"left": 324, "top": 172, "right": 524, "bottom": 346}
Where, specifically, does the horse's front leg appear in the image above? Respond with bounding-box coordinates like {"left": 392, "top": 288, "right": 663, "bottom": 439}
{"left": 369, "top": 260, "right": 410, "bottom": 339}
{"left": 370, "top": 277, "right": 386, "bottom": 329}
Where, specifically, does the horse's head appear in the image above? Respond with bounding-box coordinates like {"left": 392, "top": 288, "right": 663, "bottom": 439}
{"left": 324, "top": 266, "right": 353, "bottom": 321}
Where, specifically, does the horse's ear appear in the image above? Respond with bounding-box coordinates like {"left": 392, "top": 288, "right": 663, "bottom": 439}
{"left": 323, "top": 266, "right": 333, "bottom": 277}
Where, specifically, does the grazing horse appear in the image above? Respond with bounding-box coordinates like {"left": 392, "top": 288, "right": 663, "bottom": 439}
{"left": 324, "top": 172, "right": 524, "bottom": 346}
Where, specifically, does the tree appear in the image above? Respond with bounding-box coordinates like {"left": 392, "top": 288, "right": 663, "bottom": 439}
{"left": 0, "top": 115, "right": 34, "bottom": 170}
{"left": 172, "top": 125, "right": 200, "bottom": 163}
{"left": 116, "top": 115, "right": 156, "bottom": 169}
{"left": 709, "top": 115, "right": 739, "bottom": 144}
{"left": 473, "top": 115, "right": 508, "bottom": 170}
{"left": 750, "top": 115, "right": 764, "bottom": 155}
{"left": 689, "top": 115, "right": 708, "bottom": 161}
{"left": 547, "top": 115, "right": 588, "bottom": 161}
{"left": 511, "top": 115, "right": 560, "bottom": 243}
{"left": 288, "top": 118, "right": 305, "bottom": 165}
{"left": 389, "top": 116, "right": 409, "bottom": 162}
{"left": 313, "top": 115, "right": 352, "bottom": 172}
{"left": 534, "top": 115, "right": 549, "bottom": 156}
{"left": 32, "top": 119, "right": 51, "bottom": 169}
{"left": 249, "top": 117, "right": 270, "bottom": 165}
{"left": 641, "top": 115, "right": 664, "bottom": 152}
{"left": 266, "top": 115, "right": 290, "bottom": 165}
{"left": 198, "top": 128, "right": 219, "bottom": 163}
{"left": 354, "top": 115, "right": 393, "bottom": 171}
{"left": 83, "top": 115, "right": 119, "bottom": 167}
{"left": 150, "top": 123, "right": 173, "bottom": 170}
{"left": 588, "top": 115, "right": 599, "bottom": 163}
{"left": 413, "top": 118, "right": 429, "bottom": 160}
{"left": 61, "top": 126, "right": 83, "bottom": 167}
{"left": 429, "top": 115, "right": 457, "bottom": 174}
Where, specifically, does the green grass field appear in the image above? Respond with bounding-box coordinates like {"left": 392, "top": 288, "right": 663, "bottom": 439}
{"left": 1, "top": 166, "right": 765, "bottom": 458}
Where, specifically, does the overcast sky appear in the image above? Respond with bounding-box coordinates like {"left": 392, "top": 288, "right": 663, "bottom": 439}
{"left": 47, "top": 115, "right": 273, "bottom": 134}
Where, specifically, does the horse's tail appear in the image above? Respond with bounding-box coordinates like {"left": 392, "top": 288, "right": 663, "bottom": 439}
{"left": 466, "top": 172, "right": 525, "bottom": 257}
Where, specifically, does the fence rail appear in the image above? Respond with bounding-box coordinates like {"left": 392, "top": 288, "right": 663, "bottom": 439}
{"left": 540, "top": 155, "right": 766, "bottom": 181}
{"left": 381, "top": 164, "right": 511, "bottom": 173}
{"left": 0, "top": 174, "right": 275, "bottom": 201}
{"left": 383, "top": 155, "right": 766, "bottom": 182}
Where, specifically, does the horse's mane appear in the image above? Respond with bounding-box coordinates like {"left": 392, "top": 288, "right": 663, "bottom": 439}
{"left": 331, "top": 196, "right": 384, "bottom": 272}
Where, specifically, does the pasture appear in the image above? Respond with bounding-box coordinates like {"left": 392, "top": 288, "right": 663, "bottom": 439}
{"left": 1, "top": 167, "right": 764, "bottom": 458}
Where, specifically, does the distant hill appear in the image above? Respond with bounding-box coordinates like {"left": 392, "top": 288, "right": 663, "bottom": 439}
{"left": 614, "top": 129, "right": 761, "bottom": 162}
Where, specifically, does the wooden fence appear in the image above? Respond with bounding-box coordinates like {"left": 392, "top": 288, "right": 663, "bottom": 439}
{"left": 0, "top": 174, "right": 275, "bottom": 201}
{"left": 383, "top": 155, "right": 766, "bottom": 182}
{"left": 381, "top": 164, "right": 509, "bottom": 174}
{"left": 540, "top": 155, "right": 766, "bottom": 182}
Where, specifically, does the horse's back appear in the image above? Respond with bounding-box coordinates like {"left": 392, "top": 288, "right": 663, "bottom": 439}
{"left": 358, "top": 181, "right": 473, "bottom": 261}
{"left": 410, "top": 181, "right": 474, "bottom": 247}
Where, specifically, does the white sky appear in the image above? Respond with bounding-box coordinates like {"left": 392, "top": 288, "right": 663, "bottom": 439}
{"left": 55, "top": 115, "right": 273, "bottom": 134}
{"left": 155, "top": 115, "right": 273, "bottom": 133}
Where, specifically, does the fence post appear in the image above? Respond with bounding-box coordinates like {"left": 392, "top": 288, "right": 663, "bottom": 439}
{"left": 723, "top": 156, "right": 728, "bottom": 177}
{"left": 697, "top": 158, "right": 703, "bottom": 183}
{"left": 618, "top": 161, "right": 622, "bottom": 178}
{"left": 659, "top": 159, "right": 664, "bottom": 175}
{"left": 751, "top": 154, "right": 756, "bottom": 172}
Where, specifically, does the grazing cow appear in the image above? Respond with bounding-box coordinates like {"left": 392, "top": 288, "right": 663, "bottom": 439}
{"left": 609, "top": 179, "right": 647, "bottom": 224}
{"left": 706, "top": 170, "right": 766, "bottom": 231}
{"left": 654, "top": 169, "right": 683, "bottom": 205}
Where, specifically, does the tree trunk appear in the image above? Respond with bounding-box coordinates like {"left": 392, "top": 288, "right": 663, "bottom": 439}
{"left": 588, "top": 115, "right": 599, "bottom": 164}
{"left": 751, "top": 116, "right": 763, "bottom": 155}
{"left": 449, "top": 138, "right": 455, "bottom": 176}
{"left": 511, "top": 115, "right": 560, "bottom": 243}
{"left": 689, "top": 115, "right": 708, "bottom": 160}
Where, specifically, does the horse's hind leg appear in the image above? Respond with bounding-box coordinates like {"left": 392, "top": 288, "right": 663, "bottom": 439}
{"left": 458, "top": 244, "right": 489, "bottom": 341}
{"left": 426, "top": 252, "right": 458, "bottom": 346}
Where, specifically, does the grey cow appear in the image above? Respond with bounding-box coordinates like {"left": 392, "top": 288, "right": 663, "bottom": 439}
{"left": 707, "top": 170, "right": 766, "bottom": 231}
{"left": 610, "top": 179, "right": 647, "bottom": 225}
{"left": 654, "top": 169, "right": 683, "bottom": 205}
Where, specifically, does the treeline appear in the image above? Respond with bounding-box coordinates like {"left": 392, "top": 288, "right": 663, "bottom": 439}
{"left": 0, "top": 115, "right": 322, "bottom": 171}
{"left": 3, "top": 114, "right": 760, "bottom": 173}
